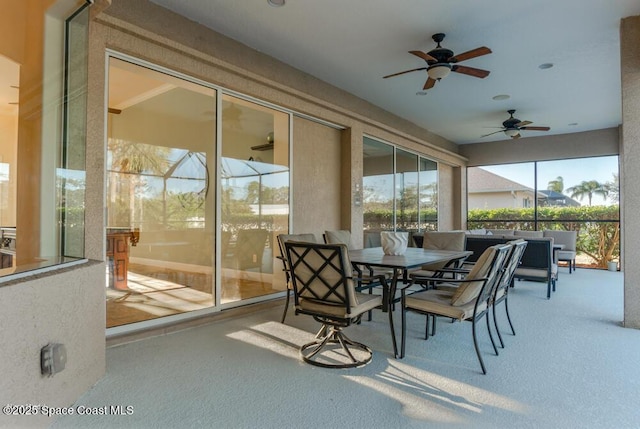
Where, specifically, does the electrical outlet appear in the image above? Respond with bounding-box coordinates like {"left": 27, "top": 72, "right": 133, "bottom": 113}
{"left": 41, "top": 343, "right": 67, "bottom": 377}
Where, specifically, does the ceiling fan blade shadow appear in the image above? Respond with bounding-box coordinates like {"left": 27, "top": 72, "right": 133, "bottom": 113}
{"left": 520, "top": 126, "right": 551, "bottom": 131}
{"left": 516, "top": 120, "right": 532, "bottom": 127}
{"left": 481, "top": 129, "right": 505, "bottom": 138}
{"left": 409, "top": 50, "right": 437, "bottom": 62}
{"left": 383, "top": 67, "right": 427, "bottom": 79}
{"left": 452, "top": 65, "right": 490, "bottom": 78}
{"left": 423, "top": 77, "right": 436, "bottom": 90}
{"left": 449, "top": 46, "right": 491, "bottom": 63}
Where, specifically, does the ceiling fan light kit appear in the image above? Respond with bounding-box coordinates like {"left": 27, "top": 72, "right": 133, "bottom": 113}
{"left": 383, "top": 33, "right": 491, "bottom": 91}
{"left": 481, "top": 109, "right": 551, "bottom": 139}
{"left": 427, "top": 64, "right": 451, "bottom": 80}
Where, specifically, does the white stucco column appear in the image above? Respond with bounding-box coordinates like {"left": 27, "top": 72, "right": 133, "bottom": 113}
{"left": 621, "top": 15, "right": 640, "bottom": 329}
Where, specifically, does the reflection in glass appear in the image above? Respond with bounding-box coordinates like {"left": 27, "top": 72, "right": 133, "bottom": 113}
{"left": 395, "top": 149, "right": 418, "bottom": 231}
{"left": 363, "top": 137, "right": 394, "bottom": 231}
{"left": 363, "top": 137, "right": 438, "bottom": 236}
{"left": 106, "top": 58, "right": 216, "bottom": 327}
{"left": 220, "top": 94, "right": 290, "bottom": 304}
{"left": 419, "top": 158, "right": 438, "bottom": 231}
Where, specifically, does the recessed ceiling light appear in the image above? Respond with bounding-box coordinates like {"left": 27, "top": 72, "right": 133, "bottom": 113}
{"left": 267, "top": 0, "right": 285, "bottom": 6}
{"left": 568, "top": 122, "right": 578, "bottom": 126}
{"left": 492, "top": 94, "right": 510, "bottom": 101}
{"left": 539, "top": 63, "right": 554, "bottom": 70}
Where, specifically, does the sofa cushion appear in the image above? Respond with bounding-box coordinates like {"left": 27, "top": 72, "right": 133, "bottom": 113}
{"left": 488, "top": 229, "right": 515, "bottom": 236}
{"left": 514, "top": 230, "right": 544, "bottom": 238}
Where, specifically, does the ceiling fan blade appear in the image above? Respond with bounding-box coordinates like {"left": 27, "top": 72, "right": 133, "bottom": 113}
{"left": 481, "top": 129, "right": 505, "bottom": 138}
{"left": 409, "top": 50, "right": 437, "bottom": 62}
{"left": 452, "top": 65, "right": 490, "bottom": 78}
{"left": 520, "top": 126, "right": 551, "bottom": 131}
{"left": 449, "top": 46, "right": 491, "bottom": 63}
{"left": 423, "top": 77, "right": 436, "bottom": 90}
{"left": 512, "top": 133, "right": 521, "bottom": 139}
{"left": 516, "top": 120, "right": 532, "bottom": 127}
{"left": 383, "top": 67, "right": 427, "bottom": 79}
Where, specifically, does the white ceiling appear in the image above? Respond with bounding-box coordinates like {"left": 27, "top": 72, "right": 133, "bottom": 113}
{"left": 134, "top": 2, "right": 638, "bottom": 145}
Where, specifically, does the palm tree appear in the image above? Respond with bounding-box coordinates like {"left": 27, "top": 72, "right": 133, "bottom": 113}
{"left": 547, "top": 176, "right": 564, "bottom": 193}
{"left": 566, "top": 180, "right": 608, "bottom": 206}
{"left": 605, "top": 173, "right": 619, "bottom": 203}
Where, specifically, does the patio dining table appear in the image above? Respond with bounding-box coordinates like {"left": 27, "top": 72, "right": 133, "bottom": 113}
{"left": 349, "top": 246, "right": 472, "bottom": 358}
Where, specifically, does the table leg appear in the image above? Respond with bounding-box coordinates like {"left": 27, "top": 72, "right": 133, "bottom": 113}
{"left": 388, "top": 268, "right": 400, "bottom": 358}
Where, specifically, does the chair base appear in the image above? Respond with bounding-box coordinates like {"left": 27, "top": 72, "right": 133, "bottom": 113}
{"left": 300, "top": 325, "right": 373, "bottom": 368}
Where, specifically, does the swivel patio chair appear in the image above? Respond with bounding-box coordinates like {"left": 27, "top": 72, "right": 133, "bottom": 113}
{"left": 324, "top": 229, "right": 392, "bottom": 300}
{"left": 284, "top": 241, "right": 384, "bottom": 368}
{"left": 276, "top": 233, "right": 318, "bottom": 323}
{"left": 399, "top": 243, "right": 511, "bottom": 374}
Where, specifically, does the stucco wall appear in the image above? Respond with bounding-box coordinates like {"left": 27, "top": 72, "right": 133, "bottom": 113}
{"left": 0, "top": 261, "right": 106, "bottom": 428}
{"left": 292, "top": 116, "right": 342, "bottom": 238}
{"left": 459, "top": 127, "right": 619, "bottom": 167}
{"left": 621, "top": 16, "right": 640, "bottom": 329}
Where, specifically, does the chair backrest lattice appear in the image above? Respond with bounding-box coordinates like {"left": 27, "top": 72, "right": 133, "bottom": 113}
{"left": 285, "top": 242, "right": 358, "bottom": 310}
{"left": 277, "top": 233, "right": 317, "bottom": 281}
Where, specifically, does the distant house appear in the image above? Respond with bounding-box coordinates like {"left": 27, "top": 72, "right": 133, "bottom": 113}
{"left": 468, "top": 168, "right": 537, "bottom": 209}
{"left": 538, "top": 190, "right": 581, "bottom": 207}
{"left": 468, "top": 168, "right": 581, "bottom": 209}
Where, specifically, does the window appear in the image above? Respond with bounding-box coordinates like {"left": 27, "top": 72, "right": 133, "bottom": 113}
{"left": 363, "top": 137, "right": 437, "bottom": 236}
{"left": 1, "top": 0, "right": 90, "bottom": 279}
{"left": 467, "top": 156, "right": 620, "bottom": 268}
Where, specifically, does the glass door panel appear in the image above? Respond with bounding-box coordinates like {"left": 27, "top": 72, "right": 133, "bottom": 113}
{"left": 419, "top": 158, "right": 438, "bottom": 231}
{"left": 220, "top": 94, "right": 290, "bottom": 304}
{"left": 395, "top": 149, "right": 418, "bottom": 232}
{"left": 363, "top": 137, "right": 394, "bottom": 232}
{"left": 106, "top": 57, "right": 216, "bottom": 327}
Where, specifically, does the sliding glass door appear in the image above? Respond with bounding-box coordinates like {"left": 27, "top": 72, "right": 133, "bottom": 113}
{"left": 106, "top": 57, "right": 217, "bottom": 327}
{"left": 220, "top": 94, "right": 290, "bottom": 304}
{"left": 106, "top": 57, "right": 291, "bottom": 328}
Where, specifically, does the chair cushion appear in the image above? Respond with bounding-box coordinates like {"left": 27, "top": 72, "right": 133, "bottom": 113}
{"left": 298, "top": 292, "right": 382, "bottom": 319}
{"left": 324, "top": 230, "right": 352, "bottom": 248}
{"left": 556, "top": 250, "right": 576, "bottom": 260}
{"left": 543, "top": 230, "right": 577, "bottom": 251}
{"left": 514, "top": 267, "right": 548, "bottom": 279}
{"left": 423, "top": 231, "right": 466, "bottom": 251}
{"left": 450, "top": 246, "right": 496, "bottom": 306}
{"left": 405, "top": 289, "right": 487, "bottom": 321}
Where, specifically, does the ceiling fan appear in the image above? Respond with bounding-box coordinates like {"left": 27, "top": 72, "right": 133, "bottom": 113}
{"left": 482, "top": 110, "right": 551, "bottom": 139}
{"left": 383, "top": 33, "right": 491, "bottom": 90}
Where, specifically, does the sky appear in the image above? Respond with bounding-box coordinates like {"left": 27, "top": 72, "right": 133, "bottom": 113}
{"left": 480, "top": 155, "right": 619, "bottom": 206}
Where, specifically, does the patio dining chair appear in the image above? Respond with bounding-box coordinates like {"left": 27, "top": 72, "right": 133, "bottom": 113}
{"left": 408, "top": 230, "right": 468, "bottom": 289}
{"left": 492, "top": 239, "right": 527, "bottom": 348}
{"left": 399, "top": 243, "right": 511, "bottom": 374}
{"left": 284, "top": 241, "right": 384, "bottom": 368}
{"left": 276, "top": 233, "right": 318, "bottom": 323}
{"left": 324, "top": 230, "right": 392, "bottom": 315}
